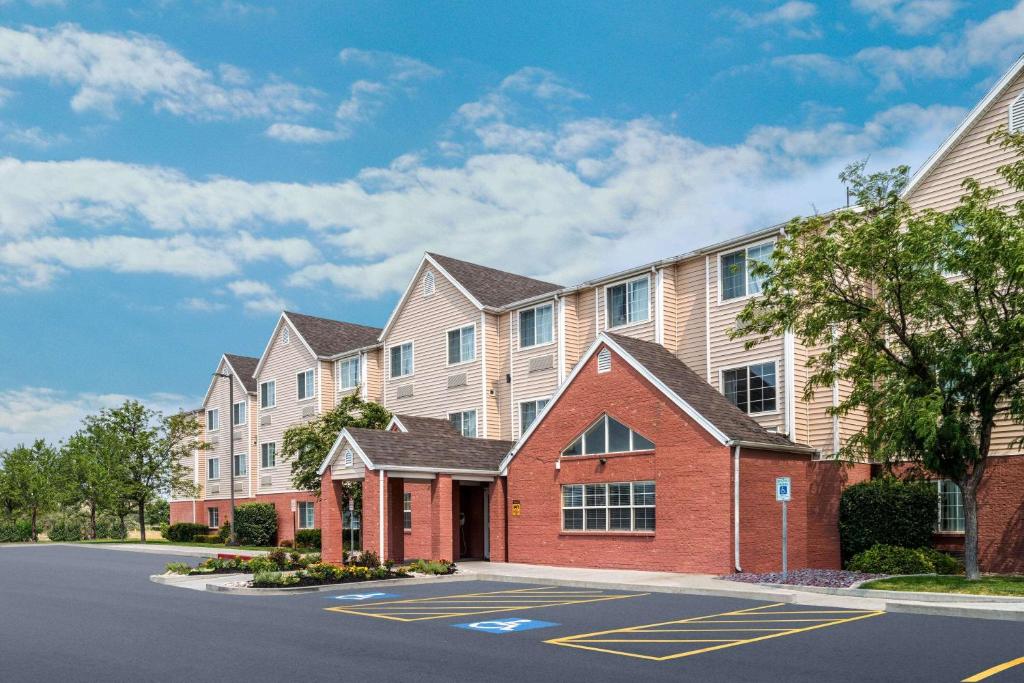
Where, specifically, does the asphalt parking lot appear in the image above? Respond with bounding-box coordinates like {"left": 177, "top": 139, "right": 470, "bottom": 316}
{"left": 1, "top": 545, "right": 1021, "bottom": 682}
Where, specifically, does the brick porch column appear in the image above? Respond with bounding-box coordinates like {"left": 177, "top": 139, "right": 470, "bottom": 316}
{"left": 431, "top": 474, "right": 456, "bottom": 561}
{"left": 319, "top": 470, "right": 344, "bottom": 564}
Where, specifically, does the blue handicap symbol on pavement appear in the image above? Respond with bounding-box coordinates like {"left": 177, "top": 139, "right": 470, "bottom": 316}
{"left": 453, "top": 618, "right": 558, "bottom": 634}
{"left": 330, "top": 592, "right": 399, "bottom": 601}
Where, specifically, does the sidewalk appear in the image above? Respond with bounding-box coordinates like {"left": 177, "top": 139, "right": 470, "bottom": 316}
{"left": 458, "top": 561, "right": 1024, "bottom": 622}
{"left": 70, "top": 542, "right": 269, "bottom": 558}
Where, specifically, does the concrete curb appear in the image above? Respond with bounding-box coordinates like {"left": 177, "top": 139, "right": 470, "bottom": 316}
{"left": 782, "top": 583, "right": 1024, "bottom": 604}
{"left": 884, "top": 600, "right": 1024, "bottom": 622}
{"left": 150, "top": 571, "right": 470, "bottom": 595}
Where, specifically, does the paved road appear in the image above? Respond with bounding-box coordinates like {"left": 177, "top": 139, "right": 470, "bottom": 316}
{"left": 1, "top": 545, "right": 1021, "bottom": 682}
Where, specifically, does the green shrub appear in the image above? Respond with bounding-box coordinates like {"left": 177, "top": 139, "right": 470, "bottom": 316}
{"left": 302, "top": 553, "right": 321, "bottom": 566}
{"left": 165, "top": 562, "right": 192, "bottom": 575}
{"left": 251, "top": 570, "right": 299, "bottom": 588}
{"left": 47, "top": 517, "right": 84, "bottom": 542}
{"left": 278, "top": 538, "right": 293, "bottom": 548}
{"left": 233, "top": 503, "right": 277, "bottom": 547}
{"left": 0, "top": 519, "right": 32, "bottom": 543}
{"left": 218, "top": 521, "right": 233, "bottom": 543}
{"left": 193, "top": 534, "right": 221, "bottom": 544}
{"left": 839, "top": 477, "right": 938, "bottom": 560}
{"left": 165, "top": 522, "right": 209, "bottom": 543}
{"left": 355, "top": 550, "right": 380, "bottom": 568}
{"left": 305, "top": 562, "right": 343, "bottom": 583}
{"left": 920, "top": 548, "right": 964, "bottom": 575}
{"left": 267, "top": 548, "right": 289, "bottom": 569}
{"left": 405, "top": 559, "right": 457, "bottom": 575}
{"left": 295, "top": 528, "right": 321, "bottom": 549}
{"left": 847, "top": 544, "right": 934, "bottom": 575}
{"left": 246, "top": 556, "right": 277, "bottom": 574}
{"left": 95, "top": 517, "right": 128, "bottom": 540}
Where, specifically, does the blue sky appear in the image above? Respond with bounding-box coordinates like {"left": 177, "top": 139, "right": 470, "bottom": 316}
{"left": 1, "top": 0, "right": 1022, "bottom": 447}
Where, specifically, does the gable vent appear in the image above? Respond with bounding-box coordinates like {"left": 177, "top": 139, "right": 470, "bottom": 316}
{"left": 282, "top": 326, "right": 290, "bottom": 345}
{"left": 343, "top": 448, "right": 354, "bottom": 467}
{"left": 423, "top": 271, "right": 436, "bottom": 297}
{"left": 1012, "top": 92, "right": 1024, "bottom": 133}
{"left": 597, "top": 348, "right": 612, "bottom": 374}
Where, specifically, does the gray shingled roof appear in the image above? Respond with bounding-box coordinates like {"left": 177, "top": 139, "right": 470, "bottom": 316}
{"left": 606, "top": 333, "right": 803, "bottom": 449}
{"left": 393, "top": 414, "right": 460, "bottom": 437}
{"left": 284, "top": 311, "right": 382, "bottom": 358}
{"left": 428, "top": 253, "right": 563, "bottom": 308}
{"left": 224, "top": 354, "right": 259, "bottom": 393}
{"left": 347, "top": 426, "right": 512, "bottom": 471}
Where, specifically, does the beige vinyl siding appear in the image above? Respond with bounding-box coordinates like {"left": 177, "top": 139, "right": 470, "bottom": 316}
{"left": 383, "top": 263, "right": 483, "bottom": 428}
{"left": 496, "top": 313, "right": 512, "bottom": 440}
{"left": 204, "top": 358, "right": 254, "bottom": 500}
{"left": 659, "top": 265, "right": 680, "bottom": 351}
{"left": 908, "top": 70, "right": 1024, "bottom": 214}
{"left": 255, "top": 320, "right": 319, "bottom": 494}
{"left": 597, "top": 273, "right": 656, "bottom": 343}
{"left": 793, "top": 342, "right": 836, "bottom": 453}
{"left": 562, "top": 292, "right": 581, "bottom": 372}
{"left": 708, "top": 242, "right": 787, "bottom": 433}
{"left": 673, "top": 257, "right": 708, "bottom": 377}
{"left": 573, "top": 288, "right": 597, "bottom": 372}
{"left": 364, "top": 349, "right": 382, "bottom": 402}
{"left": 510, "top": 299, "right": 560, "bottom": 438}
{"left": 330, "top": 436, "right": 366, "bottom": 480}
{"left": 320, "top": 360, "right": 336, "bottom": 411}
{"left": 483, "top": 313, "right": 502, "bottom": 439}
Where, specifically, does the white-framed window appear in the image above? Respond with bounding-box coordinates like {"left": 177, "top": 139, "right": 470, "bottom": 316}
{"left": 297, "top": 501, "right": 315, "bottom": 529}
{"left": 206, "top": 408, "right": 219, "bottom": 432}
{"left": 390, "top": 342, "right": 413, "bottom": 378}
{"left": 260, "top": 380, "right": 276, "bottom": 409}
{"left": 447, "top": 324, "right": 476, "bottom": 365}
{"left": 207, "top": 457, "right": 220, "bottom": 481}
{"left": 208, "top": 507, "right": 219, "bottom": 529}
{"left": 261, "top": 442, "right": 276, "bottom": 469}
{"left": 449, "top": 409, "right": 478, "bottom": 438}
{"left": 519, "top": 398, "right": 549, "bottom": 434}
{"left": 403, "top": 492, "right": 412, "bottom": 530}
{"left": 232, "top": 400, "right": 246, "bottom": 427}
{"left": 233, "top": 452, "right": 247, "bottom": 477}
{"left": 336, "top": 356, "right": 361, "bottom": 391}
{"left": 722, "top": 361, "right": 777, "bottom": 414}
{"left": 720, "top": 241, "right": 774, "bottom": 301}
{"left": 297, "top": 368, "right": 315, "bottom": 401}
{"left": 561, "top": 481, "right": 655, "bottom": 532}
{"left": 519, "top": 303, "right": 554, "bottom": 348}
{"left": 606, "top": 276, "right": 650, "bottom": 328}
{"left": 935, "top": 479, "right": 965, "bottom": 533}
{"left": 562, "top": 414, "right": 655, "bottom": 456}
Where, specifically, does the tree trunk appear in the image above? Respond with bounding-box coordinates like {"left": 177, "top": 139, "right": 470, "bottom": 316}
{"left": 30, "top": 508, "right": 37, "bottom": 542}
{"left": 118, "top": 514, "right": 127, "bottom": 539}
{"left": 138, "top": 500, "right": 147, "bottom": 543}
{"left": 961, "top": 480, "right": 980, "bottom": 580}
{"left": 89, "top": 502, "right": 97, "bottom": 540}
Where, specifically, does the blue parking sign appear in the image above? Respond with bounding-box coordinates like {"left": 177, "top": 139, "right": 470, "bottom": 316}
{"left": 453, "top": 618, "right": 558, "bottom": 634}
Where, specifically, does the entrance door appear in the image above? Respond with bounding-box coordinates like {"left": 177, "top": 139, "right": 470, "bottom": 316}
{"left": 458, "top": 484, "right": 486, "bottom": 560}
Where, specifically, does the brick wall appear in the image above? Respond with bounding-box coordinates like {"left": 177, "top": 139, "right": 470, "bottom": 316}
{"left": 978, "top": 455, "right": 1024, "bottom": 573}
{"left": 172, "top": 491, "right": 321, "bottom": 544}
{"left": 169, "top": 501, "right": 195, "bottom": 525}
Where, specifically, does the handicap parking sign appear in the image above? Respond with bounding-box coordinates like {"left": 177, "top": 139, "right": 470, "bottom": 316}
{"left": 330, "top": 592, "right": 399, "bottom": 601}
{"left": 453, "top": 618, "right": 558, "bottom": 634}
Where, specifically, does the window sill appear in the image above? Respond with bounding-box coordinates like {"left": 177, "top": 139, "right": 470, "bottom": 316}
{"left": 559, "top": 450, "right": 655, "bottom": 462}
{"left": 933, "top": 531, "right": 965, "bottom": 536}
{"left": 516, "top": 340, "right": 556, "bottom": 353}
{"left": 404, "top": 530, "right": 413, "bottom": 535}
{"left": 446, "top": 359, "right": 477, "bottom": 368}
{"left": 296, "top": 397, "right": 315, "bottom": 404}
{"left": 559, "top": 531, "right": 654, "bottom": 538}
{"left": 605, "top": 318, "right": 651, "bottom": 333}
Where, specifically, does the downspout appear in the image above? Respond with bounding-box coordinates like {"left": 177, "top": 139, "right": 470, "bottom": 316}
{"left": 733, "top": 444, "right": 742, "bottom": 573}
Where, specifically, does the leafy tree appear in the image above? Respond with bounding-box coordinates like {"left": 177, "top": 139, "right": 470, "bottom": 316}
{"left": 737, "top": 132, "right": 1024, "bottom": 579}
{"left": 1, "top": 441, "right": 59, "bottom": 540}
{"left": 91, "top": 401, "right": 200, "bottom": 542}
{"left": 282, "top": 392, "right": 390, "bottom": 497}
{"left": 60, "top": 427, "right": 123, "bottom": 540}
{"left": 148, "top": 498, "right": 170, "bottom": 527}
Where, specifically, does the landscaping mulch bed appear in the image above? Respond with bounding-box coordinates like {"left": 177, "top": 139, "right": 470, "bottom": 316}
{"left": 721, "top": 568, "right": 887, "bottom": 588}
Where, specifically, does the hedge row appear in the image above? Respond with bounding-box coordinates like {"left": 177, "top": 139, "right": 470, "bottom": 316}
{"left": 0, "top": 519, "right": 32, "bottom": 542}
{"left": 839, "top": 477, "right": 937, "bottom": 560}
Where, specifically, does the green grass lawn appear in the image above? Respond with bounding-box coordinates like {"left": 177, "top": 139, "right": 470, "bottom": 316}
{"left": 75, "top": 538, "right": 321, "bottom": 554}
{"left": 860, "top": 575, "right": 1024, "bottom": 597}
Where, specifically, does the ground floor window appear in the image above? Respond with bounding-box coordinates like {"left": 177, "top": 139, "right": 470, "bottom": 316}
{"left": 403, "top": 492, "right": 412, "bottom": 530}
{"left": 935, "top": 479, "right": 965, "bottom": 533}
{"left": 297, "top": 501, "right": 315, "bottom": 529}
{"left": 207, "top": 507, "right": 219, "bottom": 529}
{"left": 561, "top": 481, "right": 655, "bottom": 532}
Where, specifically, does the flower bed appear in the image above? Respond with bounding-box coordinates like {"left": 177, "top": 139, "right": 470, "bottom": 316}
{"left": 251, "top": 563, "right": 408, "bottom": 588}
{"left": 720, "top": 568, "right": 887, "bottom": 588}
{"left": 165, "top": 548, "right": 319, "bottom": 576}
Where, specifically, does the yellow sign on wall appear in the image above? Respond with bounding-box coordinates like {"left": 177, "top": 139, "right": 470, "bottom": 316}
{"left": 511, "top": 500, "right": 522, "bottom": 516}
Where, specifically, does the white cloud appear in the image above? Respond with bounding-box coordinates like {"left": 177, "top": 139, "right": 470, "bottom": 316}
{"left": 227, "top": 279, "right": 288, "bottom": 314}
{"left": 852, "top": 0, "right": 959, "bottom": 35}
{"left": 729, "top": 1, "right": 822, "bottom": 39}
{"left": 265, "top": 122, "right": 345, "bottom": 143}
{"left": 338, "top": 48, "right": 442, "bottom": 83}
{"left": 0, "top": 124, "right": 68, "bottom": 148}
{"left": 0, "top": 387, "right": 195, "bottom": 450}
{"left": 770, "top": 53, "right": 861, "bottom": 83}
{"left": 0, "top": 23, "right": 319, "bottom": 120}
{"left": 180, "top": 297, "right": 226, "bottom": 312}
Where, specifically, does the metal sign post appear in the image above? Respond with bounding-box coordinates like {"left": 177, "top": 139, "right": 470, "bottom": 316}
{"left": 775, "top": 477, "right": 791, "bottom": 578}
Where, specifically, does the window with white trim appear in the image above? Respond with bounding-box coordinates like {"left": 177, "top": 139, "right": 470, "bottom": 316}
{"left": 403, "top": 492, "right": 412, "bottom": 530}
{"left": 260, "top": 380, "right": 276, "bottom": 409}
{"left": 261, "top": 442, "right": 276, "bottom": 469}
{"left": 297, "top": 368, "right": 315, "bottom": 401}
{"left": 449, "top": 409, "right": 477, "bottom": 438}
{"left": 935, "top": 479, "right": 965, "bottom": 533}
{"left": 561, "top": 482, "right": 655, "bottom": 531}
{"left": 447, "top": 324, "right": 476, "bottom": 364}
{"left": 390, "top": 342, "right": 413, "bottom": 378}
{"left": 722, "top": 362, "right": 777, "bottom": 414}
{"left": 206, "top": 408, "right": 219, "bottom": 431}
{"left": 606, "top": 276, "right": 650, "bottom": 328}
{"left": 207, "top": 457, "right": 220, "bottom": 480}
{"left": 519, "top": 399, "right": 549, "bottom": 434}
{"left": 721, "top": 242, "right": 774, "bottom": 300}
{"left": 562, "top": 414, "right": 655, "bottom": 456}
{"left": 337, "top": 356, "right": 361, "bottom": 391}
{"left": 233, "top": 452, "right": 247, "bottom": 477}
{"left": 519, "top": 303, "right": 553, "bottom": 348}
{"left": 297, "top": 501, "right": 315, "bottom": 529}
{"left": 232, "top": 400, "right": 246, "bottom": 427}
{"left": 208, "top": 507, "right": 219, "bottom": 529}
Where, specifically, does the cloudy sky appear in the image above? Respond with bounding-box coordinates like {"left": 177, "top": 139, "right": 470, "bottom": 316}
{"left": 0, "top": 0, "right": 1021, "bottom": 448}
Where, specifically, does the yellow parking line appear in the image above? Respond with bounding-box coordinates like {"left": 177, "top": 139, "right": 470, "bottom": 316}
{"left": 962, "top": 657, "right": 1024, "bottom": 682}
{"left": 547, "top": 602, "right": 884, "bottom": 662}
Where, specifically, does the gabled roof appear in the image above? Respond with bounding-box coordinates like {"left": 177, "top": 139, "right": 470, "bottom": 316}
{"left": 318, "top": 426, "right": 512, "bottom": 475}
{"left": 903, "top": 55, "right": 1024, "bottom": 200}
{"left": 284, "top": 311, "right": 382, "bottom": 357}
{"left": 388, "top": 413, "right": 460, "bottom": 437}
{"left": 501, "top": 332, "right": 811, "bottom": 472}
{"left": 426, "top": 253, "right": 563, "bottom": 309}
{"left": 223, "top": 354, "right": 259, "bottom": 394}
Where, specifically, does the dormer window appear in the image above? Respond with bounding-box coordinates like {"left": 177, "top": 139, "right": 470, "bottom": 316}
{"left": 562, "top": 414, "right": 655, "bottom": 456}
{"left": 423, "top": 271, "right": 436, "bottom": 297}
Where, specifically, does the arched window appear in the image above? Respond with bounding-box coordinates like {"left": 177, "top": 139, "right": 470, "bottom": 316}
{"left": 422, "top": 271, "right": 436, "bottom": 297}
{"left": 562, "top": 414, "right": 655, "bottom": 456}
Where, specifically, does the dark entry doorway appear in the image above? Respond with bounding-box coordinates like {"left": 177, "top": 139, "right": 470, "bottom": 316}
{"left": 458, "top": 483, "right": 487, "bottom": 560}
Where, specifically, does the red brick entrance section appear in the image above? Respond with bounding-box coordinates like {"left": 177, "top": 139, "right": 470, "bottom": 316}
{"left": 169, "top": 492, "right": 321, "bottom": 544}
{"left": 978, "top": 455, "right": 1024, "bottom": 573}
